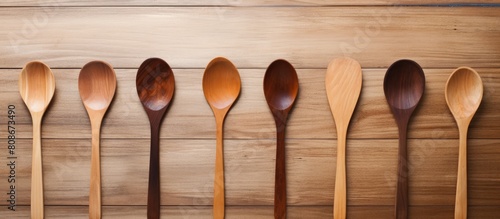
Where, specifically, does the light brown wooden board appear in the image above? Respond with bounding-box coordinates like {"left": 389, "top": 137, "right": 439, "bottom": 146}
{"left": 1, "top": 206, "right": 500, "bottom": 218}
{"left": 1, "top": 0, "right": 500, "bottom": 6}
{"left": 0, "top": 4, "right": 499, "bottom": 219}
{"left": 1, "top": 7, "right": 500, "bottom": 68}
{"left": 1, "top": 69, "right": 499, "bottom": 139}
{"left": 0, "top": 139, "right": 499, "bottom": 206}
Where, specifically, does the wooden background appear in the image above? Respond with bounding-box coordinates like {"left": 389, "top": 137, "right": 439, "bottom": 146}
{"left": 1, "top": 1, "right": 500, "bottom": 218}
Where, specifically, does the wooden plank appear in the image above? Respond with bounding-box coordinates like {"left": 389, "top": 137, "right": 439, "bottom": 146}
{"left": 1, "top": 0, "right": 500, "bottom": 6}
{"left": 1, "top": 7, "right": 500, "bottom": 68}
{"left": 1, "top": 205, "right": 500, "bottom": 219}
{"left": 1, "top": 69, "right": 499, "bottom": 139}
{"left": 1, "top": 139, "right": 499, "bottom": 206}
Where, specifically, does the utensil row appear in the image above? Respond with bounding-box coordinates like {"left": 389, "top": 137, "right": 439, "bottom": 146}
{"left": 18, "top": 57, "right": 483, "bottom": 219}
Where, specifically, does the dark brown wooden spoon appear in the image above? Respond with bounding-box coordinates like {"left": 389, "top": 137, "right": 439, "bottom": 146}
{"left": 264, "top": 59, "right": 299, "bottom": 219}
{"left": 136, "top": 58, "right": 175, "bottom": 219}
{"left": 383, "top": 59, "right": 425, "bottom": 219}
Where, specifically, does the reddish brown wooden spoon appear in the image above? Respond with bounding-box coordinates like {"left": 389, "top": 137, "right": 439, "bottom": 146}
{"left": 136, "top": 58, "right": 175, "bottom": 219}
{"left": 383, "top": 59, "right": 425, "bottom": 219}
{"left": 263, "top": 59, "right": 299, "bottom": 219}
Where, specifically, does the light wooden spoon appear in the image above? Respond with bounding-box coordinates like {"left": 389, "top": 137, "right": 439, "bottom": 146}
{"left": 325, "top": 57, "right": 362, "bottom": 219}
{"left": 136, "top": 58, "right": 175, "bottom": 219}
{"left": 202, "top": 57, "right": 241, "bottom": 219}
{"left": 19, "top": 61, "right": 56, "bottom": 219}
{"left": 79, "top": 61, "right": 117, "bottom": 219}
{"left": 263, "top": 59, "right": 299, "bottom": 219}
{"left": 445, "top": 67, "right": 483, "bottom": 219}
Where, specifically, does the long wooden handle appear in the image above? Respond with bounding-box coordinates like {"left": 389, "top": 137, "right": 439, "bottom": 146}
{"left": 213, "top": 119, "right": 225, "bottom": 219}
{"left": 89, "top": 119, "right": 102, "bottom": 219}
{"left": 395, "top": 125, "right": 408, "bottom": 219}
{"left": 455, "top": 127, "right": 468, "bottom": 219}
{"left": 148, "top": 124, "right": 161, "bottom": 219}
{"left": 31, "top": 115, "right": 44, "bottom": 219}
{"left": 274, "top": 127, "right": 286, "bottom": 219}
{"left": 333, "top": 127, "right": 347, "bottom": 219}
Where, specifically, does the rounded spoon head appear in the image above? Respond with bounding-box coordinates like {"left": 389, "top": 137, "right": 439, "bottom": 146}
{"left": 79, "top": 61, "right": 117, "bottom": 112}
{"left": 136, "top": 58, "right": 175, "bottom": 112}
{"left": 445, "top": 67, "right": 483, "bottom": 121}
{"left": 384, "top": 59, "right": 425, "bottom": 111}
{"left": 325, "top": 57, "right": 362, "bottom": 123}
{"left": 19, "top": 61, "right": 56, "bottom": 113}
{"left": 264, "top": 59, "right": 299, "bottom": 111}
{"left": 202, "top": 57, "right": 241, "bottom": 111}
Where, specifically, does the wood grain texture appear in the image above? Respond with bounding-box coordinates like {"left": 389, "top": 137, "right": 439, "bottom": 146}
{"left": 203, "top": 57, "right": 241, "bottom": 219}
{"left": 1, "top": 7, "right": 500, "bottom": 68}
{"left": 325, "top": 58, "right": 363, "bottom": 219}
{"left": 18, "top": 61, "right": 56, "bottom": 219}
{"left": 445, "top": 67, "right": 484, "bottom": 219}
{"left": 2, "top": 69, "right": 500, "bottom": 140}
{"left": 79, "top": 60, "right": 117, "bottom": 219}
{"left": 264, "top": 60, "right": 299, "bottom": 219}
{"left": 1, "top": 205, "right": 499, "bottom": 219}
{"left": 1, "top": 3, "right": 499, "bottom": 218}
{"left": 1, "top": 0, "right": 500, "bottom": 6}
{"left": 384, "top": 60, "right": 425, "bottom": 219}
{"left": 136, "top": 58, "right": 175, "bottom": 219}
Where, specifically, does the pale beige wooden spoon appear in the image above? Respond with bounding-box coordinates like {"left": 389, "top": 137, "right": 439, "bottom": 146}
{"left": 325, "top": 57, "right": 362, "bottom": 219}
{"left": 78, "top": 61, "right": 117, "bottom": 219}
{"left": 445, "top": 67, "right": 483, "bottom": 219}
{"left": 19, "top": 61, "right": 56, "bottom": 219}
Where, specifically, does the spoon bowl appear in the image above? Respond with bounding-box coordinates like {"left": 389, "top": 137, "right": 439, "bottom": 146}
{"left": 445, "top": 67, "right": 483, "bottom": 219}
{"left": 19, "top": 61, "right": 56, "bottom": 219}
{"left": 446, "top": 67, "right": 483, "bottom": 120}
{"left": 19, "top": 61, "right": 56, "bottom": 113}
{"left": 78, "top": 61, "right": 117, "bottom": 219}
{"left": 79, "top": 61, "right": 117, "bottom": 111}
{"left": 137, "top": 58, "right": 175, "bottom": 112}
{"left": 263, "top": 59, "right": 299, "bottom": 219}
{"left": 202, "top": 57, "right": 241, "bottom": 219}
{"left": 203, "top": 57, "right": 241, "bottom": 110}
{"left": 383, "top": 59, "right": 425, "bottom": 219}
{"left": 136, "top": 58, "right": 175, "bottom": 219}
{"left": 325, "top": 57, "right": 362, "bottom": 219}
{"left": 264, "top": 60, "right": 299, "bottom": 111}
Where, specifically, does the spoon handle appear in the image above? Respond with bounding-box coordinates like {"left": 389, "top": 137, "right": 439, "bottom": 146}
{"left": 333, "top": 127, "right": 347, "bottom": 219}
{"left": 31, "top": 115, "right": 44, "bottom": 219}
{"left": 89, "top": 118, "right": 102, "bottom": 219}
{"left": 455, "top": 127, "right": 468, "bottom": 219}
{"left": 148, "top": 124, "right": 161, "bottom": 219}
{"left": 213, "top": 118, "right": 225, "bottom": 219}
{"left": 395, "top": 125, "right": 408, "bottom": 219}
{"left": 274, "top": 126, "right": 287, "bottom": 219}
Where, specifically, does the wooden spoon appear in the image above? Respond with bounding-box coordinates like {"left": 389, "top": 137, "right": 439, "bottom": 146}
{"left": 445, "top": 67, "right": 483, "bottom": 219}
{"left": 19, "top": 61, "right": 56, "bottom": 219}
{"left": 263, "top": 59, "right": 299, "bottom": 219}
{"left": 383, "top": 59, "right": 425, "bottom": 219}
{"left": 202, "top": 57, "right": 241, "bottom": 219}
{"left": 78, "top": 61, "right": 117, "bottom": 219}
{"left": 325, "top": 57, "right": 362, "bottom": 219}
{"left": 136, "top": 58, "right": 175, "bottom": 219}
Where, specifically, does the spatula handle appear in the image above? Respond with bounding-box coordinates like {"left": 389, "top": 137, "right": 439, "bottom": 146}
{"left": 333, "top": 128, "right": 347, "bottom": 219}
{"left": 395, "top": 125, "right": 408, "bottom": 219}
{"left": 455, "top": 127, "right": 468, "bottom": 219}
{"left": 31, "top": 115, "right": 44, "bottom": 219}
{"left": 89, "top": 119, "right": 102, "bottom": 219}
{"left": 148, "top": 125, "right": 161, "bottom": 219}
{"left": 274, "top": 127, "right": 286, "bottom": 219}
{"left": 213, "top": 119, "right": 225, "bottom": 219}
